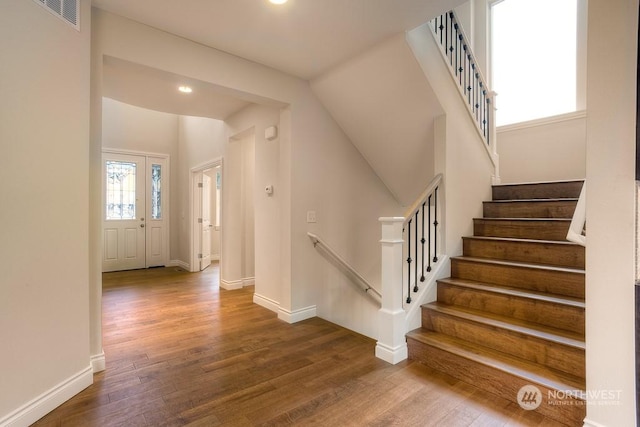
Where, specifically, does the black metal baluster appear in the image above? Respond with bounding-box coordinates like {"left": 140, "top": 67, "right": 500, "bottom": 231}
{"left": 427, "top": 195, "right": 432, "bottom": 273}
{"left": 414, "top": 211, "right": 419, "bottom": 292}
{"left": 475, "top": 71, "right": 480, "bottom": 121}
{"left": 482, "top": 89, "right": 487, "bottom": 138}
{"left": 458, "top": 34, "right": 464, "bottom": 86}
{"left": 406, "top": 219, "right": 412, "bottom": 304}
{"left": 439, "top": 15, "right": 444, "bottom": 45}
{"left": 468, "top": 54, "right": 472, "bottom": 104}
{"left": 449, "top": 13, "right": 455, "bottom": 67}
{"left": 454, "top": 23, "right": 458, "bottom": 78}
{"left": 471, "top": 63, "right": 476, "bottom": 116}
{"left": 445, "top": 13, "right": 449, "bottom": 64}
{"left": 433, "top": 187, "right": 439, "bottom": 263}
{"left": 420, "top": 202, "right": 426, "bottom": 282}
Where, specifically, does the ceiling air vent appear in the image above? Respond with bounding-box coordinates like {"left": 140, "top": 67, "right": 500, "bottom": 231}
{"left": 33, "top": 0, "right": 80, "bottom": 30}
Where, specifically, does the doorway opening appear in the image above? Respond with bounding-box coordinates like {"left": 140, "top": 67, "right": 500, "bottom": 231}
{"left": 191, "top": 159, "right": 223, "bottom": 273}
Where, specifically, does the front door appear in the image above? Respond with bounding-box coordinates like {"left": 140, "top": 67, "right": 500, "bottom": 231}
{"left": 102, "top": 153, "right": 146, "bottom": 272}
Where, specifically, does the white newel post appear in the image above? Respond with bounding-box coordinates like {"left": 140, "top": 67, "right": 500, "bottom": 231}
{"left": 376, "top": 217, "right": 408, "bottom": 364}
{"left": 489, "top": 90, "right": 501, "bottom": 185}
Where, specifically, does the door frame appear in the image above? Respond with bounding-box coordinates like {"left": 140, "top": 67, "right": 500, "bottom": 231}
{"left": 190, "top": 157, "right": 223, "bottom": 273}
{"left": 102, "top": 148, "right": 170, "bottom": 270}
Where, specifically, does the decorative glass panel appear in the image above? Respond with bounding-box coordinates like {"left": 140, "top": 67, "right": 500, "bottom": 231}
{"left": 106, "top": 161, "right": 136, "bottom": 220}
{"left": 151, "top": 164, "right": 162, "bottom": 220}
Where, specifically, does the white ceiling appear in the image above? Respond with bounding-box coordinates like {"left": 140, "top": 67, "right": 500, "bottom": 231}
{"left": 92, "top": 0, "right": 460, "bottom": 80}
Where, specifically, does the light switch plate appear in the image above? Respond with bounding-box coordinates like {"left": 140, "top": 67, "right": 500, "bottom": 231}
{"left": 306, "top": 211, "right": 317, "bottom": 223}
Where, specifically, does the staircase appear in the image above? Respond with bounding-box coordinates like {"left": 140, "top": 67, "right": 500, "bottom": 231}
{"left": 406, "top": 180, "right": 586, "bottom": 426}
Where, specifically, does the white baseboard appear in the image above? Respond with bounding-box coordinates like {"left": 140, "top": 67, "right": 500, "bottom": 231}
{"left": 221, "top": 277, "right": 254, "bottom": 290}
{"left": 220, "top": 278, "right": 243, "bottom": 290}
{"left": 253, "top": 293, "right": 279, "bottom": 313}
{"left": 278, "top": 305, "right": 317, "bottom": 323}
{"left": 375, "top": 342, "right": 408, "bottom": 365}
{"left": 90, "top": 351, "right": 105, "bottom": 373}
{"left": 583, "top": 420, "right": 607, "bottom": 427}
{"left": 0, "top": 365, "right": 93, "bottom": 427}
{"left": 166, "top": 259, "right": 190, "bottom": 271}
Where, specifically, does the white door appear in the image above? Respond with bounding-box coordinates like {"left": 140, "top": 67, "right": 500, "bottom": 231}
{"left": 102, "top": 153, "right": 146, "bottom": 272}
{"left": 102, "top": 153, "right": 169, "bottom": 272}
{"left": 200, "top": 173, "right": 212, "bottom": 271}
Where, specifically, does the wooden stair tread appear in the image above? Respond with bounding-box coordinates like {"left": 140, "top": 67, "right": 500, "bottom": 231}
{"left": 461, "top": 236, "right": 585, "bottom": 269}
{"left": 493, "top": 179, "right": 584, "bottom": 187}
{"left": 407, "top": 178, "right": 586, "bottom": 425}
{"left": 437, "top": 277, "right": 585, "bottom": 307}
{"left": 473, "top": 218, "right": 573, "bottom": 241}
{"left": 406, "top": 329, "right": 586, "bottom": 392}
{"left": 486, "top": 198, "right": 579, "bottom": 203}
{"left": 423, "top": 302, "right": 585, "bottom": 348}
{"left": 475, "top": 217, "right": 572, "bottom": 222}
{"left": 451, "top": 256, "right": 585, "bottom": 275}
{"left": 463, "top": 235, "right": 582, "bottom": 247}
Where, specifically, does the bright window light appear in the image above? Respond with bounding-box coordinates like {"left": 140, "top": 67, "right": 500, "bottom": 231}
{"left": 269, "top": 0, "right": 288, "bottom": 4}
{"left": 491, "top": 0, "right": 577, "bottom": 126}
{"left": 178, "top": 86, "right": 193, "bottom": 93}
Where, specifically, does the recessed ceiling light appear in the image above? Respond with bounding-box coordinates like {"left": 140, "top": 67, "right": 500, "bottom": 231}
{"left": 269, "top": 0, "right": 288, "bottom": 4}
{"left": 178, "top": 86, "right": 193, "bottom": 93}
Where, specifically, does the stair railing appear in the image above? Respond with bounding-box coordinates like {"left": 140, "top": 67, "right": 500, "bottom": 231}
{"left": 377, "top": 173, "right": 444, "bottom": 364}
{"left": 307, "top": 232, "right": 382, "bottom": 305}
{"left": 400, "top": 173, "right": 444, "bottom": 305}
{"left": 430, "top": 11, "right": 499, "bottom": 182}
{"left": 566, "top": 182, "right": 586, "bottom": 246}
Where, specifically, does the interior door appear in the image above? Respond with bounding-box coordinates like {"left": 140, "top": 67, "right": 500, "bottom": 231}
{"left": 102, "top": 153, "right": 146, "bottom": 272}
{"left": 200, "top": 173, "right": 212, "bottom": 270}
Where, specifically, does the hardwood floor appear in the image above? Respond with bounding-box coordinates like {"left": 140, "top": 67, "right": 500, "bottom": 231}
{"left": 33, "top": 265, "right": 566, "bottom": 426}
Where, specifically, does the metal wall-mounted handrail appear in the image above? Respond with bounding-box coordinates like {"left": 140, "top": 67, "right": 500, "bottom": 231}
{"left": 308, "top": 232, "right": 382, "bottom": 305}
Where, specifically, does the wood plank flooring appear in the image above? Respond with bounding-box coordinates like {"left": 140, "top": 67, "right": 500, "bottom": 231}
{"left": 33, "top": 265, "right": 565, "bottom": 426}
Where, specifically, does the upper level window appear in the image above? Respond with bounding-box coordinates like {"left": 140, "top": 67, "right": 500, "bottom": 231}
{"left": 491, "top": 0, "right": 578, "bottom": 126}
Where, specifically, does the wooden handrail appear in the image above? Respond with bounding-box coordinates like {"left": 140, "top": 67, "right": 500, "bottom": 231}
{"left": 403, "top": 173, "right": 443, "bottom": 219}
{"left": 566, "top": 182, "right": 586, "bottom": 246}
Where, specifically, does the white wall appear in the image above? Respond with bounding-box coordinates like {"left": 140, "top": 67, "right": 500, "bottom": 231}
{"left": 0, "top": 0, "right": 93, "bottom": 424}
{"left": 311, "top": 33, "right": 442, "bottom": 206}
{"left": 177, "top": 115, "right": 226, "bottom": 266}
{"left": 497, "top": 113, "right": 586, "bottom": 183}
{"left": 226, "top": 104, "right": 283, "bottom": 309}
{"left": 92, "top": 9, "right": 401, "bottom": 340}
{"left": 101, "top": 98, "right": 181, "bottom": 261}
{"left": 101, "top": 100, "right": 231, "bottom": 270}
{"left": 408, "top": 24, "right": 495, "bottom": 259}
{"left": 222, "top": 130, "right": 256, "bottom": 286}
{"left": 102, "top": 97, "right": 178, "bottom": 154}
{"left": 584, "top": 0, "right": 637, "bottom": 425}
{"left": 288, "top": 94, "right": 402, "bottom": 337}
